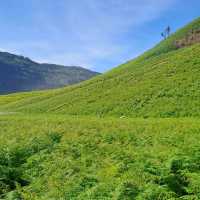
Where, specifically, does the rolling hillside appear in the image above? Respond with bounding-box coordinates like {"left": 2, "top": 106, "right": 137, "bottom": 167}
{"left": 0, "top": 17, "right": 200, "bottom": 117}
{"left": 0, "top": 17, "right": 200, "bottom": 200}
{"left": 0, "top": 52, "right": 99, "bottom": 94}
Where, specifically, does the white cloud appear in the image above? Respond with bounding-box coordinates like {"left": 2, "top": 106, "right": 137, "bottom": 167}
{"left": 0, "top": 0, "right": 177, "bottom": 71}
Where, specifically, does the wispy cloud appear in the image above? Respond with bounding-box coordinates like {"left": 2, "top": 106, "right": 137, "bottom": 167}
{"left": 0, "top": 0, "right": 177, "bottom": 71}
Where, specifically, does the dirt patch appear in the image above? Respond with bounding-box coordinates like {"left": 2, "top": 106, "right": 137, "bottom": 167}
{"left": 174, "top": 29, "right": 200, "bottom": 49}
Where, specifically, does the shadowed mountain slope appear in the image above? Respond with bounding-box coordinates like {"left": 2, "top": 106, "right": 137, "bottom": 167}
{"left": 0, "top": 52, "right": 99, "bottom": 94}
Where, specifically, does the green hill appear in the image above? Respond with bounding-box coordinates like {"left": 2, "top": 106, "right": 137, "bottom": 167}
{"left": 1, "top": 17, "right": 200, "bottom": 118}
{"left": 0, "top": 17, "right": 200, "bottom": 200}
{"left": 0, "top": 51, "right": 99, "bottom": 94}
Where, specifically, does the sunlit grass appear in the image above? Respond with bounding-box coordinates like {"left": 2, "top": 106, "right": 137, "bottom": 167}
{"left": 0, "top": 115, "right": 200, "bottom": 199}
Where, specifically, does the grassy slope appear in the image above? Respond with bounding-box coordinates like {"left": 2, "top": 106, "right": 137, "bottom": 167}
{"left": 1, "top": 114, "right": 200, "bottom": 199}
{"left": 0, "top": 18, "right": 200, "bottom": 117}
{"left": 0, "top": 18, "right": 200, "bottom": 200}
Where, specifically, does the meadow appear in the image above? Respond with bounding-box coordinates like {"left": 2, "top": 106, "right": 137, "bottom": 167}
{"left": 0, "top": 40, "right": 200, "bottom": 118}
{"left": 1, "top": 114, "right": 200, "bottom": 199}
{"left": 1, "top": 17, "right": 200, "bottom": 200}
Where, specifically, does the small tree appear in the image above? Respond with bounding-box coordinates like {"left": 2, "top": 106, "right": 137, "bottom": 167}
{"left": 161, "top": 26, "right": 171, "bottom": 40}
{"left": 166, "top": 26, "right": 171, "bottom": 37}
{"left": 161, "top": 32, "right": 166, "bottom": 40}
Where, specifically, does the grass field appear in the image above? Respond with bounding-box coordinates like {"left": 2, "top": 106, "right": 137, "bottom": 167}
{"left": 0, "top": 18, "right": 200, "bottom": 118}
{"left": 1, "top": 114, "right": 200, "bottom": 199}
{"left": 1, "top": 18, "right": 200, "bottom": 200}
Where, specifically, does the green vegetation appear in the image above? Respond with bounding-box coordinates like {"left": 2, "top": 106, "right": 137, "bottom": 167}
{"left": 0, "top": 17, "right": 200, "bottom": 199}
{"left": 1, "top": 115, "right": 200, "bottom": 199}
{"left": 143, "top": 17, "right": 200, "bottom": 58}
{"left": 0, "top": 18, "right": 200, "bottom": 117}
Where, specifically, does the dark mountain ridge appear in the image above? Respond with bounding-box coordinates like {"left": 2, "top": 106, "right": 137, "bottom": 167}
{"left": 0, "top": 51, "right": 99, "bottom": 94}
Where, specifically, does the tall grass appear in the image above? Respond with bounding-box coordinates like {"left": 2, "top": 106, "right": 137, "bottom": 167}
{"left": 0, "top": 115, "right": 200, "bottom": 199}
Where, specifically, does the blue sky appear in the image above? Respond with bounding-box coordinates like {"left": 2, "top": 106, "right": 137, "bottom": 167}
{"left": 0, "top": 0, "right": 199, "bottom": 72}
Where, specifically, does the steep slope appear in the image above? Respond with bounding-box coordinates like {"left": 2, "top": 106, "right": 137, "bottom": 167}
{"left": 0, "top": 17, "right": 200, "bottom": 117}
{"left": 0, "top": 52, "right": 99, "bottom": 94}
